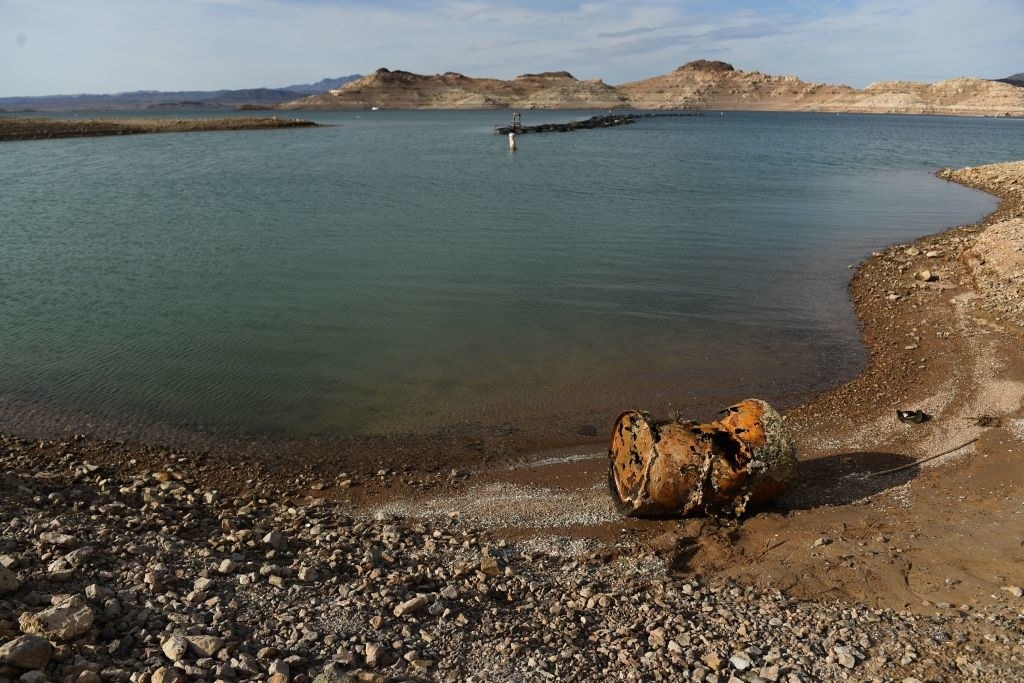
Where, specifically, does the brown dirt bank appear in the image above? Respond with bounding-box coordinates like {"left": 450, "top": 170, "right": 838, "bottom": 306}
{"left": 0, "top": 116, "right": 319, "bottom": 142}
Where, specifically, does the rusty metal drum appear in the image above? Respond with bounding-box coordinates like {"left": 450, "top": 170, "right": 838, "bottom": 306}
{"left": 608, "top": 399, "right": 797, "bottom": 517}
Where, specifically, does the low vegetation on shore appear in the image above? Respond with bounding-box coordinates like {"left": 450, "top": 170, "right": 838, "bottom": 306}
{"left": 0, "top": 117, "right": 318, "bottom": 142}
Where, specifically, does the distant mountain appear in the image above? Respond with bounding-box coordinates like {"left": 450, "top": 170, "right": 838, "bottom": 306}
{"left": 998, "top": 72, "right": 1024, "bottom": 87}
{"left": 0, "top": 75, "right": 361, "bottom": 112}
{"left": 279, "top": 76, "right": 360, "bottom": 94}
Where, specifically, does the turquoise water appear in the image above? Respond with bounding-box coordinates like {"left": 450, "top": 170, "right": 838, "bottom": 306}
{"left": 0, "top": 110, "right": 1019, "bottom": 443}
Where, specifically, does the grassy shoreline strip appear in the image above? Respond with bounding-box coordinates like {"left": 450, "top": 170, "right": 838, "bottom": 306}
{"left": 0, "top": 116, "right": 320, "bottom": 142}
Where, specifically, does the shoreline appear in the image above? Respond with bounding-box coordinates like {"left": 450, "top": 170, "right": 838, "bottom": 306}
{"left": 0, "top": 116, "right": 320, "bottom": 142}
{"left": 2, "top": 162, "right": 1024, "bottom": 680}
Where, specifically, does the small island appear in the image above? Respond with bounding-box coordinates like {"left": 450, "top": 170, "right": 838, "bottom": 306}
{"left": 0, "top": 116, "right": 320, "bottom": 142}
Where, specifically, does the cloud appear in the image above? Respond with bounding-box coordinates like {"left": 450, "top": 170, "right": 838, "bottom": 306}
{"left": 1, "top": 0, "right": 1022, "bottom": 96}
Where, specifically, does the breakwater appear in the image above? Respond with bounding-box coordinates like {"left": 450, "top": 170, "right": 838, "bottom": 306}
{"left": 494, "top": 111, "right": 704, "bottom": 135}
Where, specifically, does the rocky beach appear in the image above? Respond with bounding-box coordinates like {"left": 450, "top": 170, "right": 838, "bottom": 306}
{"left": 3, "top": 160, "right": 1024, "bottom": 681}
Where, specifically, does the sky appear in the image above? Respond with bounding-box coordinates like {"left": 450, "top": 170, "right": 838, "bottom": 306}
{"left": 2, "top": 0, "right": 1023, "bottom": 97}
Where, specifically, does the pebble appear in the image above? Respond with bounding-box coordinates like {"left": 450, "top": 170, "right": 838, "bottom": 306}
{"left": 1, "top": 433, "right": 1022, "bottom": 681}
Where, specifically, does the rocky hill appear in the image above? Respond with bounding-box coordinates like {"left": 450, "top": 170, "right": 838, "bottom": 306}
{"left": 284, "top": 61, "right": 1024, "bottom": 116}
{"left": 282, "top": 68, "right": 626, "bottom": 110}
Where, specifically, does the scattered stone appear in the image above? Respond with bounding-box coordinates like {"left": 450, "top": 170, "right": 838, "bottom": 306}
{"left": 393, "top": 596, "right": 427, "bottom": 617}
{"left": 2, "top": 385, "right": 1024, "bottom": 683}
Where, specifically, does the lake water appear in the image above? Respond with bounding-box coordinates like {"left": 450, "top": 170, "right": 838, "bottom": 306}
{"left": 1, "top": 110, "right": 1020, "bottom": 450}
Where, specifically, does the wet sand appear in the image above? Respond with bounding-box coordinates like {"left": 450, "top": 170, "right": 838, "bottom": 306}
{"left": 0, "top": 116, "right": 319, "bottom": 141}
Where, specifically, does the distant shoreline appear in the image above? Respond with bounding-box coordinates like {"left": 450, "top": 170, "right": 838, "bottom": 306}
{"left": 0, "top": 116, "right": 319, "bottom": 142}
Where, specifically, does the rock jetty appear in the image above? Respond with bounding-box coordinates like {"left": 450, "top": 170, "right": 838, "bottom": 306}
{"left": 494, "top": 113, "right": 637, "bottom": 135}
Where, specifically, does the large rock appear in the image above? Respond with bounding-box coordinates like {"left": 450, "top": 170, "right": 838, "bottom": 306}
{"left": 0, "top": 564, "right": 19, "bottom": 594}
{"left": 18, "top": 595, "right": 94, "bottom": 642}
{"left": 152, "top": 666, "right": 186, "bottom": 683}
{"left": 0, "top": 634, "right": 53, "bottom": 669}
{"left": 185, "top": 634, "right": 224, "bottom": 658}
{"left": 312, "top": 663, "right": 357, "bottom": 683}
{"left": 161, "top": 633, "right": 188, "bottom": 661}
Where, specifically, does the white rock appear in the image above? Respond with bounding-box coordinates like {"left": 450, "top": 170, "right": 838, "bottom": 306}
{"left": 218, "top": 558, "right": 238, "bottom": 574}
{"left": 393, "top": 596, "right": 427, "bottom": 617}
{"left": 1002, "top": 585, "right": 1023, "bottom": 598}
{"left": 18, "top": 595, "right": 95, "bottom": 641}
{"left": 186, "top": 634, "right": 225, "bottom": 658}
{"left": 152, "top": 666, "right": 186, "bottom": 683}
{"left": 730, "top": 653, "right": 752, "bottom": 670}
{"left": 161, "top": 633, "right": 188, "bottom": 661}
{"left": 38, "top": 531, "right": 76, "bottom": 547}
{"left": 47, "top": 557, "right": 74, "bottom": 581}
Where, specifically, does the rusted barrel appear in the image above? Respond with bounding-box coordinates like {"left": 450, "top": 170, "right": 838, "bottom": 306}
{"left": 608, "top": 399, "right": 797, "bottom": 517}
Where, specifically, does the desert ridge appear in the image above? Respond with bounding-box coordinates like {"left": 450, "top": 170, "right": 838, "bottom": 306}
{"left": 283, "top": 59, "right": 1024, "bottom": 116}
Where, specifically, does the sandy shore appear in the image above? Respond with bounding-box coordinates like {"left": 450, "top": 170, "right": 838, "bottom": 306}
{"left": 0, "top": 117, "right": 319, "bottom": 142}
{"left": 2, "top": 162, "right": 1024, "bottom": 680}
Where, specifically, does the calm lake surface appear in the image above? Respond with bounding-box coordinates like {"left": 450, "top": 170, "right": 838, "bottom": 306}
{"left": 1, "top": 110, "right": 1021, "bottom": 448}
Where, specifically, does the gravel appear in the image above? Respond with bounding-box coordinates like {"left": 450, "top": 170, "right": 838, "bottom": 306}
{"left": 2, "top": 436, "right": 1023, "bottom": 682}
